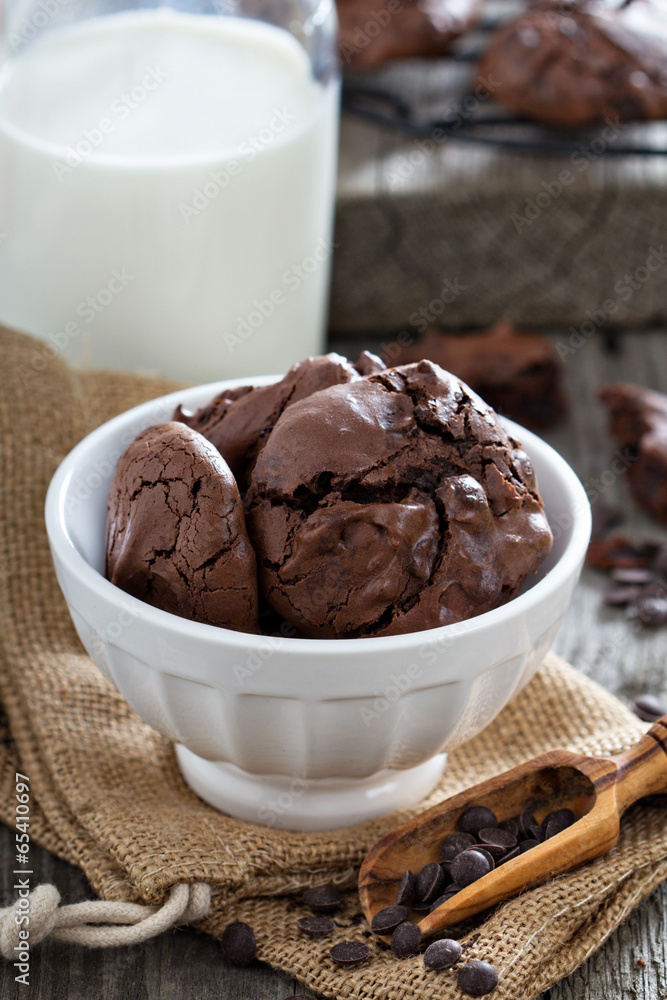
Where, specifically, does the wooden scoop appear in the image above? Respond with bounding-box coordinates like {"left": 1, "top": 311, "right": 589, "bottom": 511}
{"left": 359, "top": 716, "right": 667, "bottom": 939}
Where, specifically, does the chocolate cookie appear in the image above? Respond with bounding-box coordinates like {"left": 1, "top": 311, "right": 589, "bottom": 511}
{"left": 599, "top": 382, "right": 667, "bottom": 525}
{"left": 247, "top": 361, "right": 553, "bottom": 638}
{"left": 478, "top": 0, "right": 667, "bottom": 126}
{"left": 174, "top": 352, "right": 384, "bottom": 489}
{"left": 337, "top": 0, "right": 482, "bottom": 68}
{"left": 399, "top": 322, "right": 567, "bottom": 429}
{"left": 106, "top": 422, "right": 259, "bottom": 633}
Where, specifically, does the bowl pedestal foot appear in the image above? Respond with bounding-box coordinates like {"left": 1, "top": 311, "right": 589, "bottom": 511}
{"left": 175, "top": 745, "right": 447, "bottom": 831}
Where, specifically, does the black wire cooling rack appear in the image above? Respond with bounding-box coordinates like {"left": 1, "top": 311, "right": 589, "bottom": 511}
{"left": 341, "top": 12, "right": 667, "bottom": 157}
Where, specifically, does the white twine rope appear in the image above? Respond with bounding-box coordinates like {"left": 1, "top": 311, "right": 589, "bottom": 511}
{"left": 0, "top": 882, "right": 211, "bottom": 956}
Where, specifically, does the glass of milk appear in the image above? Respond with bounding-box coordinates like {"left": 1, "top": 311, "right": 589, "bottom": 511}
{"left": 0, "top": 0, "right": 340, "bottom": 380}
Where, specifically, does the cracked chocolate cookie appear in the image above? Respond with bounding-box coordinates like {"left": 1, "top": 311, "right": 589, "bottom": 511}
{"left": 174, "top": 352, "right": 384, "bottom": 489}
{"left": 246, "top": 361, "right": 553, "bottom": 638}
{"left": 478, "top": 0, "right": 667, "bottom": 126}
{"left": 399, "top": 322, "right": 568, "bottom": 430}
{"left": 599, "top": 383, "right": 667, "bottom": 525}
{"left": 105, "top": 422, "right": 259, "bottom": 633}
{"left": 337, "top": 0, "right": 483, "bottom": 68}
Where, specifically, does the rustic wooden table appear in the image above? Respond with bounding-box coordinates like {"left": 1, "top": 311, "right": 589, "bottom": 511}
{"left": 1, "top": 328, "right": 666, "bottom": 999}
{"left": 331, "top": 60, "right": 667, "bottom": 334}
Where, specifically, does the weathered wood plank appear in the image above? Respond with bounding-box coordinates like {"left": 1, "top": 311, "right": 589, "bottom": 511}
{"left": 330, "top": 57, "right": 667, "bottom": 332}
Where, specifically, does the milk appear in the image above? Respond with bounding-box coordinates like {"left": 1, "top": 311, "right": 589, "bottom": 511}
{"left": 0, "top": 10, "right": 339, "bottom": 380}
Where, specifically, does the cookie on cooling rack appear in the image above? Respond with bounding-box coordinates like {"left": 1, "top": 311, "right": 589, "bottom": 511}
{"left": 478, "top": 0, "right": 667, "bottom": 126}
{"left": 337, "top": 0, "right": 483, "bottom": 68}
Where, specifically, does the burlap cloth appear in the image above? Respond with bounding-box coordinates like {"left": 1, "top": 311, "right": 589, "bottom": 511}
{"left": 1, "top": 326, "right": 666, "bottom": 998}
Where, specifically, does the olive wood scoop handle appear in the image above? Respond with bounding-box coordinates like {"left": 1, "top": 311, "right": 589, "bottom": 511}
{"left": 359, "top": 716, "right": 667, "bottom": 938}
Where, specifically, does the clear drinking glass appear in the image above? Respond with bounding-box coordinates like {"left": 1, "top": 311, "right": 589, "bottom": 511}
{"left": 0, "top": 0, "right": 340, "bottom": 380}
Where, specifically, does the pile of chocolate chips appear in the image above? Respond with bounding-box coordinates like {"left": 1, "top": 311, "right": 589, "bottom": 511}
{"left": 220, "top": 797, "right": 578, "bottom": 997}
{"left": 586, "top": 505, "right": 667, "bottom": 628}
{"left": 367, "top": 802, "right": 576, "bottom": 995}
{"left": 298, "top": 885, "right": 373, "bottom": 966}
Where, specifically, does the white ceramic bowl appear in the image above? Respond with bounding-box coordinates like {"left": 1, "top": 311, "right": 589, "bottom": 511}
{"left": 45, "top": 377, "right": 591, "bottom": 831}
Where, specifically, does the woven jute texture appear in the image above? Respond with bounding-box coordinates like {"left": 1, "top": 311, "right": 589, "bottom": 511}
{"left": 1, "top": 326, "right": 666, "bottom": 999}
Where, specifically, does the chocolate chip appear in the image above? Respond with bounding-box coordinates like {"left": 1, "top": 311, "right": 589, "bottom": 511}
{"left": 631, "top": 693, "right": 667, "bottom": 722}
{"left": 391, "top": 921, "right": 422, "bottom": 957}
{"left": 528, "top": 823, "right": 544, "bottom": 842}
{"left": 587, "top": 536, "right": 654, "bottom": 571}
{"left": 479, "top": 827, "right": 517, "bottom": 850}
{"left": 429, "top": 892, "right": 458, "bottom": 912}
{"left": 220, "top": 921, "right": 256, "bottom": 966}
{"left": 543, "top": 808, "right": 576, "bottom": 839}
{"left": 465, "top": 846, "right": 497, "bottom": 867}
{"left": 329, "top": 941, "right": 370, "bottom": 965}
{"left": 429, "top": 884, "right": 462, "bottom": 911}
{"left": 518, "top": 838, "right": 540, "bottom": 852}
{"left": 395, "top": 869, "right": 417, "bottom": 907}
{"left": 412, "top": 899, "right": 434, "bottom": 913}
{"left": 518, "top": 809, "right": 537, "bottom": 839}
{"left": 440, "top": 831, "right": 476, "bottom": 862}
{"left": 497, "top": 845, "right": 520, "bottom": 864}
{"left": 416, "top": 861, "right": 445, "bottom": 903}
{"left": 424, "top": 937, "right": 462, "bottom": 970}
{"left": 297, "top": 916, "right": 335, "bottom": 938}
{"left": 629, "top": 595, "right": 667, "bottom": 627}
{"left": 611, "top": 567, "right": 655, "bottom": 585}
{"left": 499, "top": 818, "right": 518, "bottom": 838}
{"left": 450, "top": 849, "right": 492, "bottom": 887}
{"left": 604, "top": 584, "right": 643, "bottom": 606}
{"left": 302, "top": 885, "right": 345, "bottom": 914}
{"left": 370, "top": 905, "right": 410, "bottom": 935}
{"left": 458, "top": 959, "right": 499, "bottom": 996}
{"left": 459, "top": 806, "right": 497, "bottom": 837}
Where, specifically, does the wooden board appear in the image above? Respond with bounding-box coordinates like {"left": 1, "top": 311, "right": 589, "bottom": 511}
{"left": 330, "top": 58, "right": 667, "bottom": 333}
{"left": 1, "top": 328, "right": 667, "bottom": 999}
